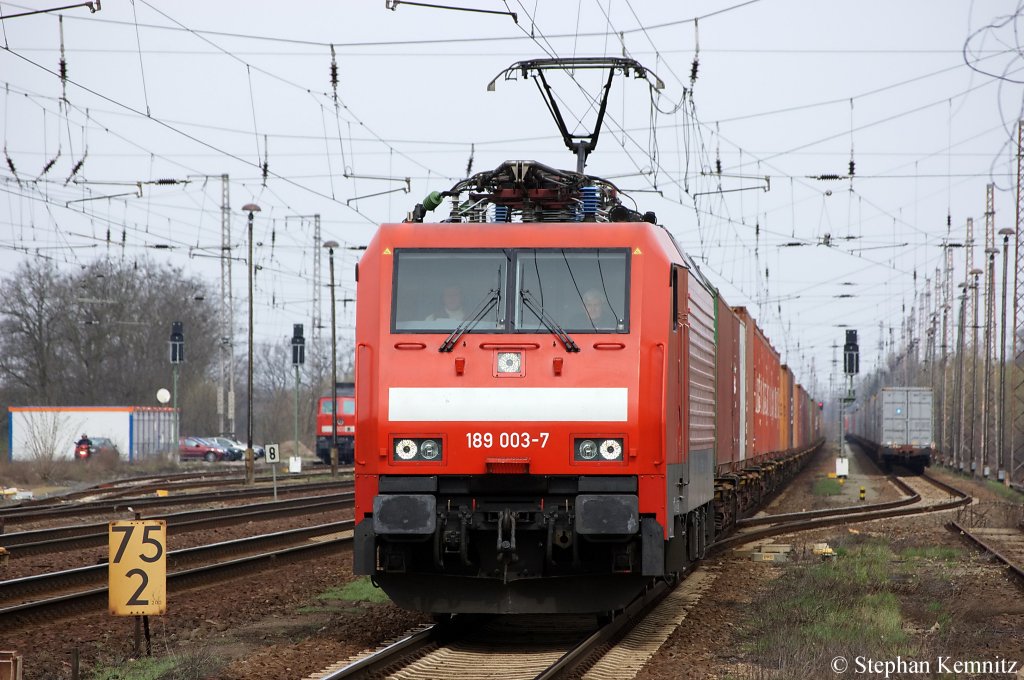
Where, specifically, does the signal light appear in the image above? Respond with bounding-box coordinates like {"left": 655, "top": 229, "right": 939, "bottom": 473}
{"left": 818, "top": 401, "right": 824, "bottom": 410}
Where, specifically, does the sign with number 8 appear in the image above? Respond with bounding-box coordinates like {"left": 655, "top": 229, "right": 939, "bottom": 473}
{"left": 108, "top": 520, "right": 167, "bottom": 616}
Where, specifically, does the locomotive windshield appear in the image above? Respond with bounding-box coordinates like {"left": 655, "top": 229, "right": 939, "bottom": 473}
{"left": 391, "top": 248, "right": 628, "bottom": 333}
{"left": 515, "top": 249, "right": 628, "bottom": 333}
{"left": 392, "top": 250, "right": 509, "bottom": 332}
{"left": 320, "top": 398, "right": 355, "bottom": 415}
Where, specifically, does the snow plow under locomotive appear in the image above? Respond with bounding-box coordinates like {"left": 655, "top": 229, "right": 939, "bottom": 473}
{"left": 351, "top": 159, "right": 823, "bottom": 614}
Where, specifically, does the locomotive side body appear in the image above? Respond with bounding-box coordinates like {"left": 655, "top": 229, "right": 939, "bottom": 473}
{"left": 352, "top": 220, "right": 718, "bottom": 614}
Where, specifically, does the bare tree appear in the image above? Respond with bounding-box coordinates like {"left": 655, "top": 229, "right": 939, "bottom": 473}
{"left": 20, "top": 410, "right": 85, "bottom": 480}
{"left": 0, "top": 258, "right": 220, "bottom": 442}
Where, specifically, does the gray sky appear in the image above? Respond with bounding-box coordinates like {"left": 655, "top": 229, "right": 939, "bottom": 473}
{"left": 2, "top": 0, "right": 1021, "bottom": 395}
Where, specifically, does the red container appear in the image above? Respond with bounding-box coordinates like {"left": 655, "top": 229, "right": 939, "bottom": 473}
{"left": 793, "top": 384, "right": 806, "bottom": 449}
{"left": 714, "top": 296, "right": 741, "bottom": 473}
{"left": 733, "top": 307, "right": 781, "bottom": 461}
{"left": 779, "top": 365, "right": 794, "bottom": 452}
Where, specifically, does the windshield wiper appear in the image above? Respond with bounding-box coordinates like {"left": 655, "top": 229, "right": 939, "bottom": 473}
{"left": 520, "top": 290, "right": 580, "bottom": 352}
{"left": 439, "top": 288, "right": 501, "bottom": 352}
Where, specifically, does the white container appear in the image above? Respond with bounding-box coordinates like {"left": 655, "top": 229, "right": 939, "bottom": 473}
{"left": 8, "top": 406, "right": 177, "bottom": 462}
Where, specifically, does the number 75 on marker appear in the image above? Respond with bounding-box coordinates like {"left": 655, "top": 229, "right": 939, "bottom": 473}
{"left": 108, "top": 520, "right": 167, "bottom": 616}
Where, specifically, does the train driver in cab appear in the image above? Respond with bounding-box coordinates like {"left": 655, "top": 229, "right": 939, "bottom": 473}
{"left": 579, "top": 288, "right": 618, "bottom": 330}
{"left": 426, "top": 285, "right": 466, "bottom": 322}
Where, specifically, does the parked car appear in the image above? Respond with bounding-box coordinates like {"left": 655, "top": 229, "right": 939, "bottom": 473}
{"left": 213, "top": 436, "right": 265, "bottom": 459}
{"left": 207, "top": 437, "right": 244, "bottom": 461}
{"left": 179, "top": 436, "right": 225, "bottom": 462}
{"left": 90, "top": 437, "right": 121, "bottom": 459}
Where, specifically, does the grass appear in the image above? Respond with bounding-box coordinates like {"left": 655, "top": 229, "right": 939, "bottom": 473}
{"left": 90, "top": 657, "right": 177, "bottom": 680}
{"left": 90, "top": 647, "right": 219, "bottom": 680}
{"left": 318, "top": 577, "right": 390, "bottom": 604}
{"left": 985, "top": 479, "right": 1024, "bottom": 503}
{"left": 900, "top": 545, "right": 961, "bottom": 561}
{"left": 812, "top": 477, "right": 844, "bottom": 496}
{"left": 743, "top": 537, "right": 924, "bottom": 676}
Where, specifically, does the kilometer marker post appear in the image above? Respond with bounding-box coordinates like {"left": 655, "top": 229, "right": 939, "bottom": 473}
{"left": 266, "top": 443, "right": 281, "bottom": 500}
{"left": 109, "top": 518, "right": 166, "bottom": 656}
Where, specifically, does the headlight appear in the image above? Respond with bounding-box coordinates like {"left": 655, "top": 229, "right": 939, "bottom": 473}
{"left": 420, "top": 439, "right": 440, "bottom": 460}
{"left": 497, "top": 351, "right": 522, "bottom": 373}
{"left": 392, "top": 437, "right": 443, "bottom": 462}
{"left": 574, "top": 437, "right": 624, "bottom": 462}
{"left": 599, "top": 439, "right": 623, "bottom": 460}
{"left": 395, "top": 439, "right": 418, "bottom": 460}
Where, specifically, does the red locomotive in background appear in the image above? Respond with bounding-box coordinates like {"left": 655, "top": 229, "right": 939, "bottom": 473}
{"left": 315, "top": 382, "right": 356, "bottom": 465}
{"left": 352, "top": 160, "right": 821, "bottom": 614}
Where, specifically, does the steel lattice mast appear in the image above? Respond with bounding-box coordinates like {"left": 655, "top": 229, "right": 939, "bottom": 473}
{"left": 218, "top": 173, "right": 236, "bottom": 437}
{"left": 1014, "top": 121, "right": 1024, "bottom": 483}
{"left": 963, "top": 217, "right": 977, "bottom": 471}
{"left": 941, "top": 241, "right": 955, "bottom": 460}
{"left": 982, "top": 184, "right": 997, "bottom": 476}
{"left": 312, "top": 214, "right": 322, "bottom": 360}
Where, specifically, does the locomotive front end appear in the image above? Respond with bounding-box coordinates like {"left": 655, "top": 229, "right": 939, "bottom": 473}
{"left": 352, "top": 162, "right": 682, "bottom": 614}
{"left": 352, "top": 161, "right": 712, "bottom": 614}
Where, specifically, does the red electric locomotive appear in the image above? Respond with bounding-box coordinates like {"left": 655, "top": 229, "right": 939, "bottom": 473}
{"left": 315, "top": 382, "right": 356, "bottom": 465}
{"left": 353, "top": 161, "right": 726, "bottom": 614}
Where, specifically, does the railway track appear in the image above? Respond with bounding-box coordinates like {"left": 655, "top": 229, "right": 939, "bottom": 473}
{"left": 306, "top": 471, "right": 974, "bottom": 680}
{"left": 951, "top": 522, "right": 1024, "bottom": 582}
{"left": 0, "top": 491, "right": 354, "bottom": 557}
{"left": 949, "top": 497, "right": 1024, "bottom": 583}
{"left": 0, "top": 520, "right": 354, "bottom": 629}
{"left": 0, "top": 479, "right": 352, "bottom": 526}
{"left": 716, "top": 471, "right": 970, "bottom": 553}
{"left": 307, "top": 576, "right": 685, "bottom": 680}
{"left": 2, "top": 468, "right": 347, "bottom": 507}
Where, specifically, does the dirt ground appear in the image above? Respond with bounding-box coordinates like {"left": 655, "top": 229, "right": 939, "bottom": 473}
{"left": 636, "top": 445, "right": 1024, "bottom": 680}
{"left": 6, "top": 445, "right": 1022, "bottom": 679}
{"left": 4, "top": 551, "right": 430, "bottom": 679}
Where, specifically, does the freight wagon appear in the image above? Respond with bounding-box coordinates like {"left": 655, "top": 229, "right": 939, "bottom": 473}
{"left": 846, "top": 386, "right": 934, "bottom": 473}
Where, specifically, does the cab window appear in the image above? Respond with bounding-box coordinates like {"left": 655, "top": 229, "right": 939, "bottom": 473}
{"left": 392, "top": 250, "right": 508, "bottom": 333}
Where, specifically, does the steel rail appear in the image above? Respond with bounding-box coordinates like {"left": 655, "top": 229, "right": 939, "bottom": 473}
{"left": 0, "top": 480, "right": 352, "bottom": 524}
{"left": 712, "top": 473, "right": 971, "bottom": 553}
{"left": 100, "top": 469, "right": 350, "bottom": 499}
{"left": 737, "top": 474, "right": 919, "bottom": 527}
{"left": 949, "top": 521, "right": 1024, "bottom": 582}
{"left": 0, "top": 520, "right": 353, "bottom": 604}
{"left": 1, "top": 468, "right": 338, "bottom": 507}
{"left": 4, "top": 469, "right": 243, "bottom": 506}
{"left": 0, "top": 533, "right": 353, "bottom": 630}
{"left": 532, "top": 579, "right": 676, "bottom": 680}
{"left": 315, "top": 625, "right": 442, "bottom": 680}
{"left": 1, "top": 492, "right": 354, "bottom": 556}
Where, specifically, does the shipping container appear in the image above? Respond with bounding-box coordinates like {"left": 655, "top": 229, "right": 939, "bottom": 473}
{"left": 880, "top": 387, "right": 933, "bottom": 448}
{"left": 714, "top": 295, "right": 741, "bottom": 473}
{"left": 793, "top": 384, "right": 804, "bottom": 450}
{"left": 8, "top": 406, "right": 177, "bottom": 462}
{"left": 779, "top": 365, "right": 794, "bottom": 452}
{"left": 732, "top": 307, "right": 781, "bottom": 461}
